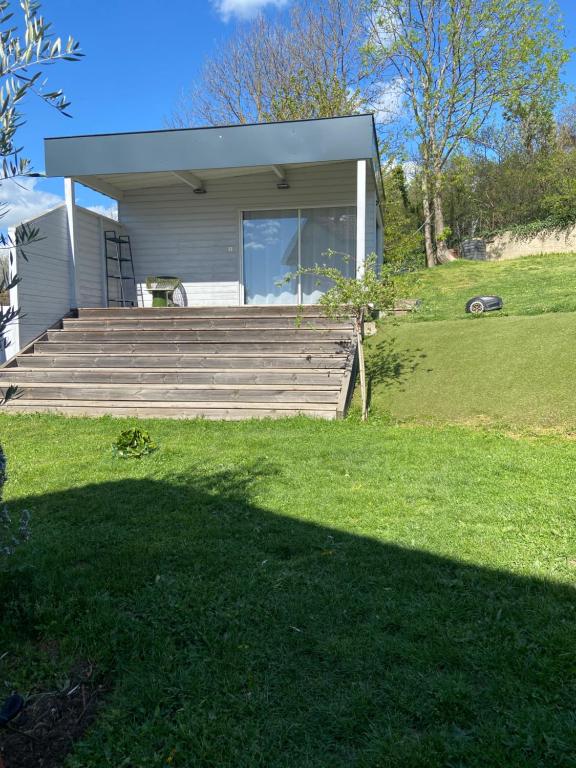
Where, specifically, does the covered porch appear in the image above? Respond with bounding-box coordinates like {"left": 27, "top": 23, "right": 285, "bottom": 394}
{"left": 47, "top": 115, "right": 382, "bottom": 314}
{"left": 2, "top": 117, "right": 384, "bottom": 418}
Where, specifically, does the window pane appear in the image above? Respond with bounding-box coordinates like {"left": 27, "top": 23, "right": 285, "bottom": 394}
{"left": 243, "top": 210, "right": 298, "bottom": 305}
{"left": 300, "top": 207, "right": 356, "bottom": 304}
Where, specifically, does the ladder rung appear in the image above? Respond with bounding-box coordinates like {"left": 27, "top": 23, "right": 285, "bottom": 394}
{"left": 105, "top": 232, "right": 135, "bottom": 309}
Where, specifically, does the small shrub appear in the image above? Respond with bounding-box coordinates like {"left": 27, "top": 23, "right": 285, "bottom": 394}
{"left": 113, "top": 428, "right": 158, "bottom": 459}
{"left": 281, "top": 252, "right": 396, "bottom": 420}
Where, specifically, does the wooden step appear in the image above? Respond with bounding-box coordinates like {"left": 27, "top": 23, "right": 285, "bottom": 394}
{"left": 2, "top": 306, "right": 357, "bottom": 421}
{"left": 16, "top": 354, "right": 347, "bottom": 370}
{"left": 77, "top": 306, "right": 331, "bottom": 319}
{"left": 0, "top": 368, "right": 343, "bottom": 386}
{"left": 63, "top": 318, "right": 351, "bottom": 331}
{"left": 10, "top": 383, "right": 339, "bottom": 403}
{"left": 34, "top": 341, "right": 350, "bottom": 355}
{"left": 48, "top": 329, "right": 352, "bottom": 343}
{"left": 4, "top": 400, "right": 337, "bottom": 420}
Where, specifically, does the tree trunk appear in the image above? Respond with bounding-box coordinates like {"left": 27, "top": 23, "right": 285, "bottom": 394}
{"left": 422, "top": 178, "right": 436, "bottom": 268}
{"left": 433, "top": 184, "right": 449, "bottom": 264}
{"left": 356, "top": 320, "right": 368, "bottom": 421}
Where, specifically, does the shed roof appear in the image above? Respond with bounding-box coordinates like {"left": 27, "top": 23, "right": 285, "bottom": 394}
{"left": 44, "top": 114, "right": 379, "bottom": 179}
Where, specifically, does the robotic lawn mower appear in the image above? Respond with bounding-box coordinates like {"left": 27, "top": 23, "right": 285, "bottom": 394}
{"left": 465, "top": 295, "right": 504, "bottom": 315}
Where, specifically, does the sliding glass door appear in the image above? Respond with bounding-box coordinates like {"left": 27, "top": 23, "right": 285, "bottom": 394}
{"left": 242, "top": 210, "right": 299, "bottom": 305}
{"left": 242, "top": 206, "right": 356, "bottom": 305}
{"left": 299, "top": 207, "right": 356, "bottom": 304}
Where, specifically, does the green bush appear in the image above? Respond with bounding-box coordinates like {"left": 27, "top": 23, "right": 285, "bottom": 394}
{"left": 113, "top": 428, "right": 158, "bottom": 459}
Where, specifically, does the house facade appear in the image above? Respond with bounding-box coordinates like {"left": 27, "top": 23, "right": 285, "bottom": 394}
{"left": 7, "top": 114, "right": 382, "bottom": 355}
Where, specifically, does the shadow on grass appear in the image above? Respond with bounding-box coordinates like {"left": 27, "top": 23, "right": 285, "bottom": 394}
{"left": 1, "top": 465, "right": 575, "bottom": 767}
{"left": 366, "top": 337, "right": 427, "bottom": 390}
{"left": 365, "top": 336, "right": 428, "bottom": 413}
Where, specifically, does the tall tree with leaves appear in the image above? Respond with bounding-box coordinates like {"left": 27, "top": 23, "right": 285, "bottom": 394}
{"left": 382, "top": 165, "right": 423, "bottom": 267}
{"left": 366, "top": 0, "right": 569, "bottom": 267}
{"left": 170, "top": 0, "right": 374, "bottom": 127}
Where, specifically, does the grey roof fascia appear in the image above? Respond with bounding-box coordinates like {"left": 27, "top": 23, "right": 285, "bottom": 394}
{"left": 44, "top": 114, "right": 379, "bottom": 178}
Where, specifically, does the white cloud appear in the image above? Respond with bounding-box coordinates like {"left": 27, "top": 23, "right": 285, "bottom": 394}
{"left": 0, "top": 177, "right": 62, "bottom": 230}
{"left": 212, "top": 0, "right": 291, "bottom": 21}
{"left": 371, "top": 79, "right": 404, "bottom": 124}
{"left": 402, "top": 160, "right": 418, "bottom": 182}
{"left": 383, "top": 158, "right": 419, "bottom": 182}
{"left": 367, "top": 3, "right": 401, "bottom": 50}
{"left": 0, "top": 179, "right": 119, "bottom": 232}
{"left": 88, "top": 204, "right": 118, "bottom": 221}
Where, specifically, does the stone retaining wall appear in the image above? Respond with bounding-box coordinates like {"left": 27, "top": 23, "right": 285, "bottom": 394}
{"left": 462, "top": 226, "right": 576, "bottom": 261}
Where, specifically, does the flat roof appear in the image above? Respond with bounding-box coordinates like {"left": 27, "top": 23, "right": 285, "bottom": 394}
{"left": 44, "top": 114, "right": 379, "bottom": 178}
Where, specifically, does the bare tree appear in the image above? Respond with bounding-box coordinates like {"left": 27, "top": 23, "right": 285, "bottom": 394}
{"left": 169, "top": 0, "right": 370, "bottom": 127}
{"left": 366, "top": 0, "right": 568, "bottom": 266}
{"left": 557, "top": 103, "right": 576, "bottom": 151}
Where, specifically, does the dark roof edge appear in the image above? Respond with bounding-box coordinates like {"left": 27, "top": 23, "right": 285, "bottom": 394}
{"left": 45, "top": 113, "right": 377, "bottom": 142}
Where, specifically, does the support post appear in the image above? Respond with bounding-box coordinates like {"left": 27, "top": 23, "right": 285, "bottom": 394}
{"left": 4, "top": 226, "right": 20, "bottom": 359}
{"left": 356, "top": 160, "right": 367, "bottom": 279}
{"left": 64, "top": 177, "right": 79, "bottom": 309}
{"left": 98, "top": 216, "right": 108, "bottom": 308}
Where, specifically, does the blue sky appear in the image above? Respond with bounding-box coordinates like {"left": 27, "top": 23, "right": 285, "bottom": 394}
{"left": 5, "top": 0, "right": 576, "bottom": 225}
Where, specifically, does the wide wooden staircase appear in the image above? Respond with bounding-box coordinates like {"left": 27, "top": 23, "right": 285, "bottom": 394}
{"left": 0, "top": 307, "right": 357, "bottom": 420}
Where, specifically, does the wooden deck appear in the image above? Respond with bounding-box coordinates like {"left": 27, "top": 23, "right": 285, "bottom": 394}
{"left": 0, "top": 307, "right": 358, "bottom": 420}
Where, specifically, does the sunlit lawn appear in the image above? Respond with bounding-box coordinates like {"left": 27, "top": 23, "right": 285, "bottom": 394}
{"left": 365, "top": 253, "right": 576, "bottom": 430}
{"left": 365, "top": 311, "right": 576, "bottom": 430}
{"left": 398, "top": 252, "right": 576, "bottom": 322}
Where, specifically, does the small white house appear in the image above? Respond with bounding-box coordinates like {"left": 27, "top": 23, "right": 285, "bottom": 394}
{"left": 7, "top": 114, "right": 383, "bottom": 355}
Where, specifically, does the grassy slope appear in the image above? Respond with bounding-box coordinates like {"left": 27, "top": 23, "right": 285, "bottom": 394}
{"left": 1, "top": 414, "right": 575, "bottom": 767}
{"left": 366, "top": 312, "right": 576, "bottom": 429}
{"left": 399, "top": 252, "right": 576, "bottom": 322}
{"left": 366, "top": 254, "right": 576, "bottom": 429}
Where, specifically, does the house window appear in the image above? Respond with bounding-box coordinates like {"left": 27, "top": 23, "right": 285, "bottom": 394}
{"left": 242, "top": 206, "right": 356, "bottom": 305}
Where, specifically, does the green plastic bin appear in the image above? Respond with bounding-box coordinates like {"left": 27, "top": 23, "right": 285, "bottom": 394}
{"left": 145, "top": 276, "right": 184, "bottom": 307}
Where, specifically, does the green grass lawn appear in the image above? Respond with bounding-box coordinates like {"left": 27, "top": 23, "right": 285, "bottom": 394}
{"left": 364, "top": 253, "right": 576, "bottom": 430}
{"left": 365, "top": 311, "right": 576, "bottom": 430}
{"left": 399, "top": 253, "right": 576, "bottom": 322}
{"left": 1, "top": 414, "right": 575, "bottom": 767}
{"left": 2, "top": 254, "right": 576, "bottom": 765}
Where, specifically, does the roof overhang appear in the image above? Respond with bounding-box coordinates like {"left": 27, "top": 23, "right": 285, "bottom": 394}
{"left": 44, "top": 114, "right": 380, "bottom": 180}
{"left": 66, "top": 162, "right": 348, "bottom": 201}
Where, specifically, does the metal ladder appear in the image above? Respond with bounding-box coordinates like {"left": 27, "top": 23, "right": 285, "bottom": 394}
{"left": 104, "top": 231, "right": 137, "bottom": 307}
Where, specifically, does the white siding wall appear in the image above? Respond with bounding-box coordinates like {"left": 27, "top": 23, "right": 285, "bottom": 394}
{"left": 5, "top": 204, "right": 119, "bottom": 358}
{"left": 8, "top": 205, "right": 71, "bottom": 353}
{"left": 119, "top": 161, "right": 378, "bottom": 306}
{"left": 75, "top": 208, "right": 122, "bottom": 307}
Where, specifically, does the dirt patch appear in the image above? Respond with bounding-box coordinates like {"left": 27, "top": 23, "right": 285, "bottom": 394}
{"left": 0, "top": 662, "right": 102, "bottom": 768}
